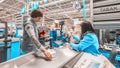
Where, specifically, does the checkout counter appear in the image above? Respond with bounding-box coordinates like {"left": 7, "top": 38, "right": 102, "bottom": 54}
{"left": 0, "top": 45, "right": 77, "bottom": 68}
{"left": 0, "top": 38, "right": 21, "bottom": 62}
{"left": 0, "top": 44, "right": 113, "bottom": 68}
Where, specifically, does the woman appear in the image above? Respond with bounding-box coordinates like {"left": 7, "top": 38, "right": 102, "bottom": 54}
{"left": 70, "top": 21, "right": 114, "bottom": 68}
{"left": 70, "top": 21, "right": 100, "bottom": 56}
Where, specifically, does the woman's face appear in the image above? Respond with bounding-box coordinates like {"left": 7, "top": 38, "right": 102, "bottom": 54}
{"left": 75, "top": 25, "right": 81, "bottom": 32}
{"left": 74, "top": 25, "right": 82, "bottom": 37}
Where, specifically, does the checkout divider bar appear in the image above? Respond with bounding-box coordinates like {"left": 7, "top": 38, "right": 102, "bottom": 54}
{"left": 60, "top": 52, "right": 84, "bottom": 68}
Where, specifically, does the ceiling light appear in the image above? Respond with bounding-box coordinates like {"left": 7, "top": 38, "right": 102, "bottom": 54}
{"left": 0, "top": 0, "right": 5, "bottom": 3}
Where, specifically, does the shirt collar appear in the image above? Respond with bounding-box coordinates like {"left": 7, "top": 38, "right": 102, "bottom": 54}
{"left": 31, "top": 19, "right": 37, "bottom": 27}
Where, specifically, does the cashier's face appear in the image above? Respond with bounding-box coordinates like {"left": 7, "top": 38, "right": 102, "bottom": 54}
{"left": 74, "top": 25, "right": 82, "bottom": 37}
{"left": 75, "top": 24, "right": 81, "bottom": 30}
{"left": 78, "top": 25, "right": 82, "bottom": 36}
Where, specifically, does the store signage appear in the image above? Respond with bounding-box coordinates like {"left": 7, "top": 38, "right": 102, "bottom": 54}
{"left": 100, "top": 5, "right": 119, "bottom": 13}
{"left": 94, "top": 5, "right": 120, "bottom": 14}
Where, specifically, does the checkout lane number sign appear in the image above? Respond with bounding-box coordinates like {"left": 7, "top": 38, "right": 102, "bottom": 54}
{"left": 73, "top": 1, "right": 81, "bottom": 11}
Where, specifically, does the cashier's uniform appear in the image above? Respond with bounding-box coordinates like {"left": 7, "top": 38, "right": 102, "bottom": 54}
{"left": 70, "top": 31, "right": 100, "bottom": 56}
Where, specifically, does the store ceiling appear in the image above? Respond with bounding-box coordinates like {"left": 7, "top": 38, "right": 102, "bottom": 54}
{"left": 0, "top": 0, "right": 90, "bottom": 22}
{"left": 40, "top": 0, "right": 90, "bottom": 21}
{"left": 0, "top": 0, "right": 25, "bottom": 19}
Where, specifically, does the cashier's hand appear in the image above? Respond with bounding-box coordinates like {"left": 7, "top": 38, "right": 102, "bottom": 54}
{"left": 41, "top": 48, "right": 52, "bottom": 61}
{"left": 70, "top": 37, "right": 74, "bottom": 43}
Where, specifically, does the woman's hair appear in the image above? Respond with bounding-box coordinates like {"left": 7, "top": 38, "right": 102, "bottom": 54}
{"left": 80, "top": 21, "right": 95, "bottom": 36}
{"left": 31, "top": 10, "right": 43, "bottom": 18}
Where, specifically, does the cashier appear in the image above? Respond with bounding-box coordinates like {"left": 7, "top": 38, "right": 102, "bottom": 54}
{"left": 70, "top": 21, "right": 100, "bottom": 56}
{"left": 21, "top": 10, "right": 52, "bottom": 60}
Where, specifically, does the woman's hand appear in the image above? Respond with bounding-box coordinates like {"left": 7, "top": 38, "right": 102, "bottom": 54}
{"left": 70, "top": 37, "right": 75, "bottom": 43}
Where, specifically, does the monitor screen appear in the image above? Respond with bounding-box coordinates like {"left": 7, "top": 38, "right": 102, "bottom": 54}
{"left": 56, "top": 29, "right": 61, "bottom": 37}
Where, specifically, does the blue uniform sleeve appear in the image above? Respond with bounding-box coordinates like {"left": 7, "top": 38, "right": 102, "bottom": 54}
{"left": 73, "top": 35, "right": 80, "bottom": 42}
{"left": 70, "top": 34, "right": 94, "bottom": 51}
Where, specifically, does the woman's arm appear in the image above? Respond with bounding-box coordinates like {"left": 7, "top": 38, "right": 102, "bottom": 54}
{"left": 73, "top": 35, "right": 80, "bottom": 43}
{"left": 70, "top": 34, "right": 94, "bottom": 51}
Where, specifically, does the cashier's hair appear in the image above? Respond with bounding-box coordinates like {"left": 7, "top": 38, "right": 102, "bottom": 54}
{"left": 80, "top": 21, "right": 95, "bottom": 36}
{"left": 31, "top": 10, "right": 43, "bottom": 18}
